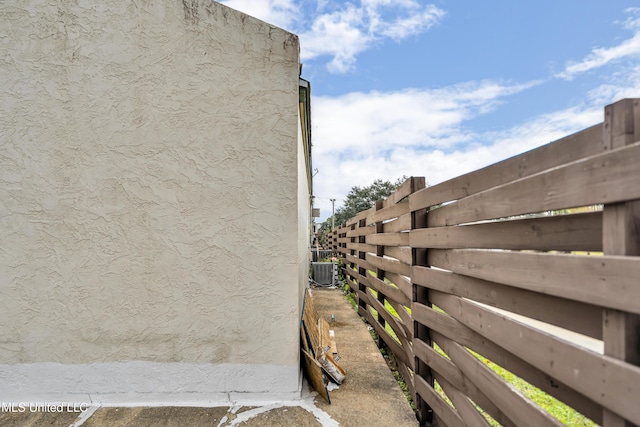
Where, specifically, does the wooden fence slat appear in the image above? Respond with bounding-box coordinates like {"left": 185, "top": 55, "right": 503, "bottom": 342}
{"left": 414, "top": 374, "right": 465, "bottom": 427}
{"left": 383, "top": 246, "right": 412, "bottom": 265}
{"left": 364, "top": 293, "right": 415, "bottom": 372}
{"left": 427, "top": 141, "right": 640, "bottom": 226}
{"left": 411, "top": 211, "right": 602, "bottom": 251}
{"left": 435, "top": 373, "right": 493, "bottom": 427}
{"left": 367, "top": 232, "right": 410, "bottom": 247}
{"left": 383, "top": 271, "right": 412, "bottom": 302}
{"left": 413, "top": 337, "right": 517, "bottom": 427}
{"left": 396, "top": 359, "right": 415, "bottom": 402}
{"left": 357, "top": 273, "right": 370, "bottom": 288}
{"left": 359, "top": 300, "right": 413, "bottom": 370}
{"left": 366, "top": 272, "right": 412, "bottom": 307}
{"left": 385, "top": 177, "right": 425, "bottom": 208}
{"left": 346, "top": 226, "right": 377, "bottom": 237}
{"left": 344, "top": 277, "right": 357, "bottom": 293}
{"left": 435, "top": 332, "right": 564, "bottom": 427}
{"left": 356, "top": 288, "right": 368, "bottom": 304}
{"left": 368, "top": 200, "right": 410, "bottom": 224}
{"left": 347, "top": 206, "right": 375, "bottom": 226}
{"left": 382, "top": 213, "right": 412, "bottom": 233}
{"left": 346, "top": 254, "right": 373, "bottom": 272}
{"left": 412, "top": 300, "right": 603, "bottom": 423}
{"left": 366, "top": 253, "right": 411, "bottom": 277}
{"left": 364, "top": 286, "right": 409, "bottom": 342}
{"left": 409, "top": 123, "right": 603, "bottom": 212}
{"left": 344, "top": 265, "right": 358, "bottom": 280}
{"left": 386, "top": 298, "right": 414, "bottom": 339}
{"left": 345, "top": 242, "right": 376, "bottom": 253}
{"left": 412, "top": 266, "right": 603, "bottom": 339}
{"left": 427, "top": 249, "right": 640, "bottom": 314}
{"left": 432, "top": 291, "right": 640, "bottom": 425}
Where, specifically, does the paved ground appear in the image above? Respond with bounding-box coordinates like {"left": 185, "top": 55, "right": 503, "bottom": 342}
{"left": 307, "top": 287, "right": 418, "bottom": 427}
{"left": 0, "top": 287, "right": 418, "bottom": 426}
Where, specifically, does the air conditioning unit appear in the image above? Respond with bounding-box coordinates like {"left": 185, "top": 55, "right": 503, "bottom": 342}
{"left": 312, "top": 262, "right": 336, "bottom": 285}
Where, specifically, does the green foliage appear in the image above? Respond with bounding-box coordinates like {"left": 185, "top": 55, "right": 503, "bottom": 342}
{"left": 323, "top": 177, "right": 406, "bottom": 231}
{"left": 342, "top": 284, "right": 358, "bottom": 310}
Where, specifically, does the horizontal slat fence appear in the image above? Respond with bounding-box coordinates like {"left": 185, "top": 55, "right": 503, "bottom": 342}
{"left": 328, "top": 98, "right": 640, "bottom": 427}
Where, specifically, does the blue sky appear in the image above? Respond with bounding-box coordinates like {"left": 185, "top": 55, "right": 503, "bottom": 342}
{"left": 219, "top": 0, "right": 640, "bottom": 223}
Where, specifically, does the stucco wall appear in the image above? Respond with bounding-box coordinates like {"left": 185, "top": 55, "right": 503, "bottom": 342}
{"left": 0, "top": 0, "right": 303, "bottom": 403}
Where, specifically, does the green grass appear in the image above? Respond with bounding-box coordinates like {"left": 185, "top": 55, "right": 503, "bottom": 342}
{"left": 432, "top": 332, "right": 597, "bottom": 426}
{"left": 474, "top": 353, "right": 597, "bottom": 426}
{"left": 342, "top": 284, "right": 358, "bottom": 309}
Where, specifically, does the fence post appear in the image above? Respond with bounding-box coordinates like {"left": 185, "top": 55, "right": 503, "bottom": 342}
{"left": 338, "top": 224, "right": 347, "bottom": 268}
{"left": 373, "top": 199, "right": 388, "bottom": 348}
{"left": 602, "top": 99, "right": 640, "bottom": 427}
{"left": 409, "top": 177, "right": 432, "bottom": 426}
{"left": 357, "top": 218, "right": 368, "bottom": 314}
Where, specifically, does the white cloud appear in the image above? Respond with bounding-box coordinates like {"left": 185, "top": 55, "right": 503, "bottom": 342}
{"left": 301, "top": 1, "right": 444, "bottom": 73}
{"left": 312, "top": 79, "right": 541, "bottom": 156}
{"left": 311, "top": 82, "right": 610, "bottom": 223}
{"left": 557, "top": 8, "right": 640, "bottom": 80}
{"left": 584, "top": 64, "right": 640, "bottom": 104}
{"left": 299, "top": 5, "right": 369, "bottom": 73}
{"left": 218, "top": 0, "right": 300, "bottom": 30}
{"left": 219, "top": 0, "right": 445, "bottom": 74}
{"left": 378, "top": 4, "right": 444, "bottom": 41}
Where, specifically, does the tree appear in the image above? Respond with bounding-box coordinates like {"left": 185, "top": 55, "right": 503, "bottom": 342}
{"left": 323, "top": 177, "right": 406, "bottom": 232}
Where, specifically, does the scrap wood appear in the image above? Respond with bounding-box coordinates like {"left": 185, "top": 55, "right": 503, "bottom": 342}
{"left": 319, "top": 317, "right": 331, "bottom": 354}
{"left": 329, "top": 329, "right": 337, "bottom": 354}
{"left": 301, "top": 348, "right": 331, "bottom": 403}
{"left": 316, "top": 305, "right": 347, "bottom": 384}
{"left": 318, "top": 351, "right": 346, "bottom": 384}
{"left": 330, "top": 340, "right": 338, "bottom": 355}
{"left": 302, "top": 290, "right": 321, "bottom": 356}
{"left": 319, "top": 320, "right": 343, "bottom": 362}
{"left": 301, "top": 290, "right": 331, "bottom": 403}
{"left": 301, "top": 289, "right": 347, "bottom": 391}
{"left": 301, "top": 316, "right": 315, "bottom": 358}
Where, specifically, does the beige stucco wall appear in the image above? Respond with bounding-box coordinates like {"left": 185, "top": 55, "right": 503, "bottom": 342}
{"left": 0, "top": 0, "right": 305, "bottom": 403}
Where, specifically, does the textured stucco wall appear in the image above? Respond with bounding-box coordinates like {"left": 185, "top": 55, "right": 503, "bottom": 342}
{"left": 0, "top": 0, "right": 303, "bottom": 401}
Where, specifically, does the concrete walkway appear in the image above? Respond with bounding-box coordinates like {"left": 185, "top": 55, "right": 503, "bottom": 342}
{"left": 307, "top": 287, "right": 418, "bottom": 426}
{"left": 0, "top": 287, "right": 417, "bottom": 427}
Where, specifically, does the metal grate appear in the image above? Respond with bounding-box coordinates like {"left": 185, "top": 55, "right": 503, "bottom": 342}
{"left": 311, "top": 262, "right": 336, "bottom": 285}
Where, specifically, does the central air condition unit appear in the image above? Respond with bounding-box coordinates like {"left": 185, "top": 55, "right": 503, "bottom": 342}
{"left": 311, "top": 262, "right": 336, "bottom": 285}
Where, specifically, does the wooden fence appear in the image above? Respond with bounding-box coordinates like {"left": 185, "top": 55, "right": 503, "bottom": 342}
{"left": 328, "top": 98, "right": 640, "bottom": 427}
